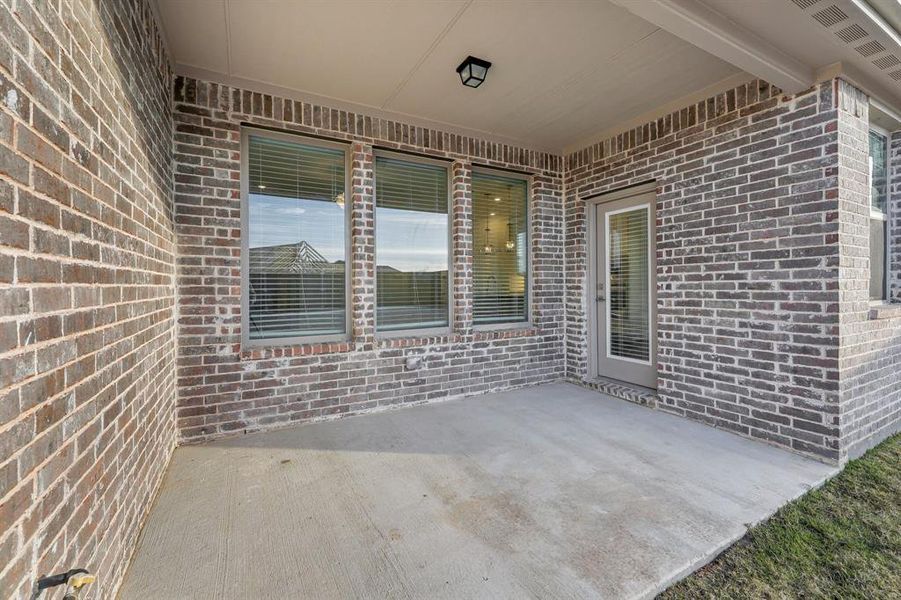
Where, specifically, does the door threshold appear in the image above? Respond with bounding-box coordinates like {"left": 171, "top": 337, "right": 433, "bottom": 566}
{"left": 581, "top": 376, "right": 659, "bottom": 407}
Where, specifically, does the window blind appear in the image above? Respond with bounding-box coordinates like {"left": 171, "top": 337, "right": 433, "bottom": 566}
{"left": 375, "top": 156, "right": 449, "bottom": 331}
{"left": 246, "top": 134, "right": 346, "bottom": 340}
{"left": 868, "top": 129, "right": 889, "bottom": 300}
{"left": 607, "top": 207, "right": 650, "bottom": 362}
{"left": 472, "top": 172, "right": 528, "bottom": 324}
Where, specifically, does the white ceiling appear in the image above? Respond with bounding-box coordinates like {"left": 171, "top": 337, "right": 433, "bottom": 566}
{"left": 154, "top": 0, "right": 741, "bottom": 152}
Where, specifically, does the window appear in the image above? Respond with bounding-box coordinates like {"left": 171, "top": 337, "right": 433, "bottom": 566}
{"left": 869, "top": 127, "right": 889, "bottom": 300}
{"left": 243, "top": 131, "right": 347, "bottom": 343}
{"left": 375, "top": 154, "right": 450, "bottom": 332}
{"left": 472, "top": 171, "right": 528, "bottom": 325}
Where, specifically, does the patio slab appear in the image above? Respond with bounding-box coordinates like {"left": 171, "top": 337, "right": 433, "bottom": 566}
{"left": 118, "top": 383, "right": 835, "bottom": 599}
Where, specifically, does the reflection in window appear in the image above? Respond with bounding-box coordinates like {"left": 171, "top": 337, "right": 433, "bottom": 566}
{"left": 472, "top": 172, "right": 528, "bottom": 324}
{"left": 869, "top": 129, "right": 888, "bottom": 300}
{"left": 246, "top": 134, "right": 346, "bottom": 340}
{"left": 375, "top": 156, "right": 449, "bottom": 331}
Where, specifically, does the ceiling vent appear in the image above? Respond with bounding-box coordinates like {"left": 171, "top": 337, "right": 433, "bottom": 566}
{"left": 836, "top": 23, "right": 867, "bottom": 43}
{"left": 812, "top": 5, "right": 848, "bottom": 27}
{"left": 791, "top": 0, "right": 901, "bottom": 90}
{"left": 873, "top": 55, "right": 901, "bottom": 70}
{"left": 855, "top": 40, "right": 885, "bottom": 57}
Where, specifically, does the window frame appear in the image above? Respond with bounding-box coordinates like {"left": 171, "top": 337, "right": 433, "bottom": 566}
{"left": 869, "top": 123, "right": 891, "bottom": 303}
{"left": 373, "top": 149, "right": 454, "bottom": 338}
{"left": 240, "top": 126, "right": 352, "bottom": 348}
{"left": 470, "top": 165, "right": 532, "bottom": 331}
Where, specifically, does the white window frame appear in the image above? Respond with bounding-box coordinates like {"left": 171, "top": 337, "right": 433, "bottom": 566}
{"left": 373, "top": 149, "right": 454, "bottom": 338}
{"left": 240, "top": 127, "right": 352, "bottom": 348}
{"left": 604, "top": 202, "right": 653, "bottom": 367}
{"left": 470, "top": 165, "right": 532, "bottom": 331}
{"left": 869, "top": 123, "right": 891, "bottom": 302}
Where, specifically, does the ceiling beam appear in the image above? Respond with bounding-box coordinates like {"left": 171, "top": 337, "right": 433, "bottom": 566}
{"left": 611, "top": 0, "right": 814, "bottom": 94}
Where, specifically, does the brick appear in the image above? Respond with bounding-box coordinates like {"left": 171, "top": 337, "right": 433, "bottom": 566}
{"left": 562, "top": 79, "right": 885, "bottom": 464}
{"left": 0, "top": 1, "right": 177, "bottom": 597}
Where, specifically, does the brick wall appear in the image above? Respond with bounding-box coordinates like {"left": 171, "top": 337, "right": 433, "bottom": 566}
{"left": 565, "top": 79, "right": 846, "bottom": 461}
{"left": 172, "top": 77, "right": 565, "bottom": 442}
{"left": 836, "top": 81, "right": 901, "bottom": 460}
{"left": 0, "top": 0, "right": 175, "bottom": 597}
{"left": 892, "top": 132, "right": 901, "bottom": 303}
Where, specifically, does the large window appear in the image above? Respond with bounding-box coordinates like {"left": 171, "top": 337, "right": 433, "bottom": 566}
{"left": 869, "top": 127, "right": 889, "bottom": 300}
{"left": 244, "top": 131, "right": 347, "bottom": 342}
{"left": 375, "top": 154, "right": 449, "bottom": 332}
{"left": 472, "top": 171, "right": 528, "bottom": 325}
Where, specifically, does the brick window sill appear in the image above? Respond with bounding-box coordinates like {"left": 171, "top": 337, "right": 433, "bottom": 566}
{"left": 472, "top": 327, "right": 538, "bottom": 341}
{"left": 377, "top": 327, "right": 540, "bottom": 348}
{"left": 241, "top": 341, "right": 353, "bottom": 360}
{"left": 868, "top": 303, "right": 901, "bottom": 320}
{"left": 239, "top": 327, "right": 543, "bottom": 358}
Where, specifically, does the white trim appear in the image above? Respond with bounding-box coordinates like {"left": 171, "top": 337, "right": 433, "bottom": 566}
{"left": 609, "top": 0, "right": 812, "bottom": 94}
{"left": 849, "top": 0, "right": 901, "bottom": 49}
{"left": 604, "top": 202, "right": 653, "bottom": 367}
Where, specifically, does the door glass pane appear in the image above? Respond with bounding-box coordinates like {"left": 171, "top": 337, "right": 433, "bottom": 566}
{"left": 607, "top": 207, "right": 649, "bottom": 362}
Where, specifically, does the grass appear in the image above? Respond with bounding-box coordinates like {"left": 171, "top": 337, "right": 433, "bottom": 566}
{"left": 660, "top": 434, "right": 901, "bottom": 599}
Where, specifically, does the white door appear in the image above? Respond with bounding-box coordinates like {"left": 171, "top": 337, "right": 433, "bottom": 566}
{"left": 594, "top": 190, "right": 656, "bottom": 388}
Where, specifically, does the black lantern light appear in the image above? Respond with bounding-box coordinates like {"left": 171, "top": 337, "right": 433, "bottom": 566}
{"left": 456, "top": 56, "right": 492, "bottom": 88}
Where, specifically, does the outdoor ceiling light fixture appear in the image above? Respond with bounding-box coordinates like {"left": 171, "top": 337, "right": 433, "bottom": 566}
{"left": 456, "top": 56, "right": 492, "bottom": 88}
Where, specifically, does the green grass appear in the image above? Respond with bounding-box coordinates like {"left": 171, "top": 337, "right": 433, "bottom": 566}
{"left": 660, "top": 434, "right": 901, "bottom": 599}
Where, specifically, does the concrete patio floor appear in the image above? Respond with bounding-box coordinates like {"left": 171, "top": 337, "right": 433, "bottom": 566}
{"left": 119, "top": 383, "right": 835, "bottom": 599}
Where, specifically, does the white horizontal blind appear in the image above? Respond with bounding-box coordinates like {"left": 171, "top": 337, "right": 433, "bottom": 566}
{"left": 607, "top": 207, "right": 649, "bottom": 362}
{"left": 375, "top": 156, "right": 449, "bottom": 331}
{"left": 246, "top": 134, "right": 346, "bottom": 340}
{"left": 472, "top": 172, "right": 528, "bottom": 324}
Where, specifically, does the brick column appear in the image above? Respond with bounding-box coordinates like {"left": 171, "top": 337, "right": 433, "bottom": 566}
{"left": 530, "top": 173, "right": 564, "bottom": 332}
{"left": 836, "top": 79, "right": 874, "bottom": 460}
{"left": 452, "top": 160, "right": 473, "bottom": 335}
{"left": 890, "top": 132, "right": 901, "bottom": 302}
{"left": 351, "top": 142, "right": 375, "bottom": 346}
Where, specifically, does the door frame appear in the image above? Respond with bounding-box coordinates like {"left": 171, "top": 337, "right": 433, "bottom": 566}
{"left": 585, "top": 181, "right": 658, "bottom": 386}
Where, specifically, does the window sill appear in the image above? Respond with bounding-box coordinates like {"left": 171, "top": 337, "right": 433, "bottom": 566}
{"left": 377, "top": 332, "right": 455, "bottom": 348}
{"left": 868, "top": 303, "right": 901, "bottom": 320}
{"left": 241, "top": 340, "right": 353, "bottom": 360}
{"left": 472, "top": 321, "right": 531, "bottom": 332}
{"left": 237, "top": 327, "right": 543, "bottom": 358}
{"left": 473, "top": 326, "right": 538, "bottom": 340}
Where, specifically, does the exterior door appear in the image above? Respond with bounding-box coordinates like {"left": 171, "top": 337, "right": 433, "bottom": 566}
{"left": 594, "top": 190, "right": 656, "bottom": 388}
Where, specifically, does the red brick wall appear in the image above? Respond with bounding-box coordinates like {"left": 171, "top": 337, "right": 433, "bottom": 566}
{"left": 0, "top": 0, "right": 176, "bottom": 597}
{"left": 172, "top": 77, "right": 565, "bottom": 442}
